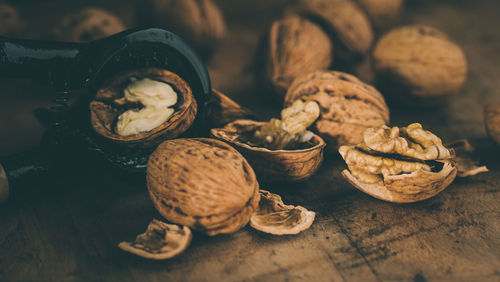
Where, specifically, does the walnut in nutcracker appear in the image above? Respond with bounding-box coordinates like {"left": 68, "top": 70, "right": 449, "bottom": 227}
{"left": 52, "top": 7, "right": 126, "bottom": 42}
{"left": 373, "top": 25, "right": 467, "bottom": 106}
{"left": 284, "top": 70, "right": 390, "bottom": 152}
{"left": 339, "top": 123, "right": 457, "bottom": 203}
{"left": 90, "top": 68, "right": 197, "bottom": 148}
{"left": 259, "top": 15, "right": 333, "bottom": 100}
{"left": 292, "top": 0, "right": 374, "bottom": 64}
{"left": 138, "top": 0, "right": 226, "bottom": 57}
{"left": 147, "top": 138, "right": 260, "bottom": 236}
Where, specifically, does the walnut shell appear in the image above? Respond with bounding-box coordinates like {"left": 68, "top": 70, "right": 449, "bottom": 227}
{"left": 90, "top": 68, "right": 197, "bottom": 148}
{"left": 262, "top": 15, "right": 333, "bottom": 100}
{"left": 0, "top": 4, "right": 25, "bottom": 36}
{"left": 485, "top": 104, "right": 500, "bottom": 147}
{"left": 138, "top": 0, "right": 226, "bottom": 57}
{"left": 373, "top": 25, "right": 468, "bottom": 106}
{"left": 284, "top": 70, "right": 390, "bottom": 152}
{"left": 119, "top": 219, "right": 192, "bottom": 260}
{"left": 293, "top": 0, "right": 374, "bottom": 63}
{"left": 210, "top": 120, "right": 326, "bottom": 182}
{"left": 208, "top": 89, "right": 256, "bottom": 129}
{"left": 147, "top": 138, "right": 260, "bottom": 236}
{"left": 52, "top": 7, "right": 126, "bottom": 42}
{"left": 354, "top": 0, "right": 403, "bottom": 32}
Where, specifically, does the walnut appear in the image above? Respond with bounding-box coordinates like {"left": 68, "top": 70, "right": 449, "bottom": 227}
{"left": 0, "top": 3, "right": 25, "bottom": 36}
{"left": 211, "top": 100, "right": 325, "bottom": 182}
{"left": 250, "top": 190, "right": 315, "bottom": 235}
{"left": 354, "top": 0, "right": 403, "bottom": 32}
{"left": 292, "top": 0, "right": 374, "bottom": 63}
{"left": 284, "top": 70, "right": 390, "bottom": 152}
{"left": 119, "top": 219, "right": 192, "bottom": 260}
{"left": 138, "top": 0, "right": 226, "bottom": 57}
{"left": 90, "top": 68, "right": 197, "bottom": 148}
{"left": 485, "top": 104, "right": 500, "bottom": 147}
{"left": 52, "top": 7, "right": 126, "bottom": 42}
{"left": 147, "top": 138, "right": 260, "bottom": 236}
{"left": 373, "top": 25, "right": 468, "bottom": 106}
{"left": 0, "top": 164, "right": 8, "bottom": 203}
{"left": 339, "top": 123, "right": 457, "bottom": 203}
{"left": 260, "top": 15, "right": 333, "bottom": 100}
{"left": 208, "top": 89, "right": 256, "bottom": 129}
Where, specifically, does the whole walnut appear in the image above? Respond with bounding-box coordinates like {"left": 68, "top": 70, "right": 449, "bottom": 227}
{"left": 0, "top": 3, "right": 25, "bottom": 36}
{"left": 52, "top": 7, "right": 126, "bottom": 42}
{"left": 147, "top": 138, "right": 260, "bottom": 236}
{"left": 373, "top": 25, "right": 467, "bottom": 106}
{"left": 260, "top": 15, "right": 333, "bottom": 100}
{"left": 354, "top": 0, "right": 403, "bottom": 32}
{"left": 284, "top": 70, "right": 389, "bottom": 151}
{"left": 293, "top": 0, "right": 374, "bottom": 64}
{"left": 138, "top": 0, "right": 226, "bottom": 58}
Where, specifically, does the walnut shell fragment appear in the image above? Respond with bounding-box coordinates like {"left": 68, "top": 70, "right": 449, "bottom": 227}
{"left": 485, "top": 104, "right": 500, "bottom": 147}
{"left": 119, "top": 219, "right": 192, "bottom": 260}
{"left": 261, "top": 15, "right": 333, "bottom": 100}
{"left": 373, "top": 25, "right": 467, "bottom": 106}
{"left": 446, "top": 139, "right": 488, "bottom": 177}
{"left": 90, "top": 68, "right": 197, "bottom": 148}
{"left": 52, "top": 7, "right": 125, "bottom": 42}
{"left": 0, "top": 164, "right": 9, "bottom": 203}
{"left": 147, "top": 138, "right": 260, "bottom": 236}
{"left": 293, "top": 0, "right": 374, "bottom": 63}
{"left": 211, "top": 120, "right": 326, "bottom": 182}
{"left": 250, "top": 190, "right": 315, "bottom": 235}
{"left": 339, "top": 123, "right": 457, "bottom": 203}
{"left": 285, "top": 70, "right": 390, "bottom": 152}
{"left": 208, "top": 89, "right": 256, "bottom": 128}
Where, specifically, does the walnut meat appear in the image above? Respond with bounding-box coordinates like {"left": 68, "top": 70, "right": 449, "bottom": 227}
{"left": 284, "top": 70, "right": 390, "bottom": 151}
{"left": 373, "top": 25, "right": 468, "bottom": 106}
{"left": 293, "top": 0, "right": 374, "bottom": 63}
{"left": 52, "top": 7, "right": 126, "bottom": 42}
{"left": 90, "top": 68, "right": 197, "bottom": 148}
{"left": 485, "top": 104, "right": 500, "bottom": 147}
{"left": 147, "top": 138, "right": 260, "bottom": 236}
{"left": 354, "top": 0, "right": 403, "bottom": 32}
{"left": 339, "top": 123, "right": 457, "bottom": 203}
{"left": 261, "top": 15, "right": 333, "bottom": 100}
{"left": 138, "top": 0, "right": 226, "bottom": 57}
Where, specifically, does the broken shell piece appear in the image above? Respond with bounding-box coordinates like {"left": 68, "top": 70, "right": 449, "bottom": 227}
{"left": 208, "top": 89, "right": 257, "bottom": 128}
{"left": 250, "top": 190, "right": 315, "bottom": 235}
{"left": 485, "top": 104, "right": 500, "bottom": 147}
{"left": 339, "top": 123, "right": 457, "bottom": 203}
{"left": 446, "top": 139, "right": 488, "bottom": 177}
{"left": 118, "top": 219, "right": 192, "bottom": 260}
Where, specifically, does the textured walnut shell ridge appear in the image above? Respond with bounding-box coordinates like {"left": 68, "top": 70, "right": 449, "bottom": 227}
{"left": 485, "top": 104, "right": 500, "bottom": 147}
{"left": 264, "top": 15, "right": 333, "bottom": 100}
{"left": 90, "top": 68, "right": 197, "bottom": 148}
{"left": 147, "top": 138, "right": 260, "bottom": 236}
{"left": 373, "top": 25, "right": 467, "bottom": 105}
{"left": 342, "top": 160, "right": 457, "bottom": 203}
{"left": 285, "top": 70, "right": 390, "bottom": 151}
{"left": 210, "top": 120, "right": 326, "bottom": 182}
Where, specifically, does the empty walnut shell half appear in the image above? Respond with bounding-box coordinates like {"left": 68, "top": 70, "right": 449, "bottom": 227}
{"left": 52, "top": 7, "right": 126, "bottom": 42}
{"left": 210, "top": 120, "right": 326, "bottom": 182}
{"left": 119, "top": 219, "right": 192, "bottom": 260}
{"left": 208, "top": 89, "right": 256, "bottom": 129}
{"left": 339, "top": 123, "right": 457, "bottom": 203}
{"left": 284, "top": 70, "right": 390, "bottom": 152}
{"left": 90, "top": 68, "right": 197, "bottom": 148}
{"left": 250, "top": 190, "right": 315, "bottom": 235}
{"left": 261, "top": 15, "right": 333, "bottom": 100}
{"left": 147, "top": 138, "right": 260, "bottom": 236}
{"left": 293, "top": 0, "right": 374, "bottom": 63}
{"left": 485, "top": 104, "right": 500, "bottom": 147}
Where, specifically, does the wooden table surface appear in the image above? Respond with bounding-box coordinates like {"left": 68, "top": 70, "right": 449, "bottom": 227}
{"left": 1, "top": 0, "right": 500, "bottom": 281}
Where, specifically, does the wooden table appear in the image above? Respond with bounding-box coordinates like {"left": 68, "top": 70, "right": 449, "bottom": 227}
{"left": 1, "top": 0, "right": 499, "bottom": 281}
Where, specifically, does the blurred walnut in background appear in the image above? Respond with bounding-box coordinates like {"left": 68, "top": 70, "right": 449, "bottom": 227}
{"left": 355, "top": 0, "right": 404, "bottom": 32}
{"left": 0, "top": 3, "right": 25, "bottom": 36}
{"left": 137, "top": 0, "right": 227, "bottom": 58}
{"left": 52, "top": 7, "right": 126, "bottom": 42}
